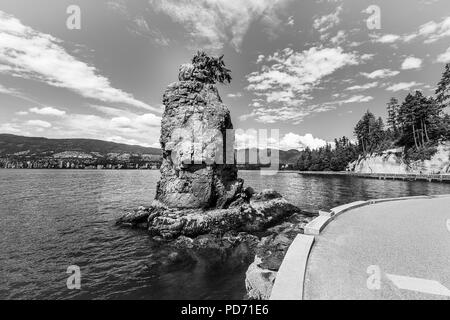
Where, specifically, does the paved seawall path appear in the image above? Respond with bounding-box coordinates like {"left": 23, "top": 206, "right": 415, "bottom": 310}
{"left": 271, "top": 195, "right": 450, "bottom": 300}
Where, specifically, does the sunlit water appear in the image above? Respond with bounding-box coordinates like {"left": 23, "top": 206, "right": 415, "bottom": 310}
{"left": 1, "top": 169, "right": 449, "bottom": 300}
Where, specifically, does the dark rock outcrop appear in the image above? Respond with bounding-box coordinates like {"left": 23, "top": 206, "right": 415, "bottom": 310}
{"left": 117, "top": 189, "right": 302, "bottom": 240}
{"left": 149, "top": 189, "right": 301, "bottom": 239}
{"left": 115, "top": 205, "right": 152, "bottom": 228}
{"left": 245, "top": 213, "right": 313, "bottom": 300}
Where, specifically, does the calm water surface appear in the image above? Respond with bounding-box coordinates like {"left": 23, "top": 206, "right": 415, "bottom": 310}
{"left": 1, "top": 169, "right": 449, "bottom": 300}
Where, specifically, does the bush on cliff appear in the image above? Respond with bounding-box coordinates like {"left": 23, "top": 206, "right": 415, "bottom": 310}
{"left": 191, "top": 51, "right": 232, "bottom": 84}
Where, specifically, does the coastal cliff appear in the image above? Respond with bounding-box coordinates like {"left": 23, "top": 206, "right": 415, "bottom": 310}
{"left": 348, "top": 143, "right": 450, "bottom": 175}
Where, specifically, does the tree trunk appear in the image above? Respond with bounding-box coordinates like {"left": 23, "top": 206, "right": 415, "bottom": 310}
{"left": 421, "top": 126, "right": 425, "bottom": 146}
{"left": 424, "top": 121, "right": 430, "bottom": 142}
{"left": 361, "top": 138, "right": 366, "bottom": 154}
{"left": 413, "top": 124, "right": 419, "bottom": 149}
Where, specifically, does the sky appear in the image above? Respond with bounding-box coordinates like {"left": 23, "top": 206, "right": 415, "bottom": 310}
{"left": 0, "top": 0, "right": 449, "bottom": 150}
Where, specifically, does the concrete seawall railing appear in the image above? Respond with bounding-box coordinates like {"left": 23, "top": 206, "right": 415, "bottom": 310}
{"left": 298, "top": 171, "right": 450, "bottom": 183}
{"left": 269, "top": 193, "right": 450, "bottom": 300}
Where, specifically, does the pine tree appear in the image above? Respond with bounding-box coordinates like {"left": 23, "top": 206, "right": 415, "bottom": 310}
{"left": 387, "top": 97, "right": 400, "bottom": 134}
{"left": 354, "top": 111, "right": 384, "bottom": 153}
{"left": 436, "top": 63, "right": 450, "bottom": 108}
{"left": 398, "top": 92, "right": 420, "bottom": 149}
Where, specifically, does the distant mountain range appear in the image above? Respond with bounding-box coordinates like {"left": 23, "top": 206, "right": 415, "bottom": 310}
{"left": 235, "top": 148, "right": 300, "bottom": 165}
{"left": 0, "top": 134, "right": 300, "bottom": 164}
{"left": 0, "top": 134, "right": 161, "bottom": 156}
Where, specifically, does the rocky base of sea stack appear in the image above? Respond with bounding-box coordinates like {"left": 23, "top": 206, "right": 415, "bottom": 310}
{"left": 116, "top": 189, "right": 301, "bottom": 238}
{"left": 116, "top": 188, "right": 317, "bottom": 299}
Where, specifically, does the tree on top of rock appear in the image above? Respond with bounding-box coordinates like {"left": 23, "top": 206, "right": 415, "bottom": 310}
{"left": 192, "top": 51, "right": 232, "bottom": 85}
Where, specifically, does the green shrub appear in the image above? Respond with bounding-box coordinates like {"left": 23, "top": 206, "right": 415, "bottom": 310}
{"left": 192, "top": 51, "right": 232, "bottom": 84}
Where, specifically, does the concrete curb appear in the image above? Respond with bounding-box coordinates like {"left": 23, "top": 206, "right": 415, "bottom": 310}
{"left": 270, "top": 234, "right": 315, "bottom": 300}
{"left": 304, "top": 215, "right": 333, "bottom": 235}
{"left": 430, "top": 194, "right": 450, "bottom": 199}
{"left": 330, "top": 200, "right": 368, "bottom": 217}
{"left": 304, "top": 200, "right": 369, "bottom": 235}
{"left": 272, "top": 193, "right": 450, "bottom": 300}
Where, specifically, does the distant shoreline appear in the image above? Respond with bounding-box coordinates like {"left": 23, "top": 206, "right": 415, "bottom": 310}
{"left": 0, "top": 167, "right": 160, "bottom": 171}
{"left": 298, "top": 171, "right": 450, "bottom": 183}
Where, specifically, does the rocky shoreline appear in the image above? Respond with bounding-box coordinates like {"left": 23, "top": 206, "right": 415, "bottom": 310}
{"left": 348, "top": 143, "right": 450, "bottom": 175}
{"left": 117, "top": 189, "right": 306, "bottom": 237}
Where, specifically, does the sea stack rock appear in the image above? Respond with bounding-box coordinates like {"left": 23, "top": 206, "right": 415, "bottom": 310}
{"left": 117, "top": 52, "right": 318, "bottom": 299}
{"left": 156, "top": 63, "right": 242, "bottom": 209}
{"left": 117, "top": 52, "right": 309, "bottom": 242}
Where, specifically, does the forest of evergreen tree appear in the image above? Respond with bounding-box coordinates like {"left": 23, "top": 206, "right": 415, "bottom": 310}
{"left": 295, "top": 63, "right": 450, "bottom": 172}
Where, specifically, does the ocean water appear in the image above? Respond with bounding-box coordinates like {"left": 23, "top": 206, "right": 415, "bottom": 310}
{"left": 1, "top": 169, "right": 449, "bottom": 300}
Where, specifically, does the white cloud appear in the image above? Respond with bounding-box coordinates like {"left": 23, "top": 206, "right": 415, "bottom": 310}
{"left": 256, "top": 54, "right": 265, "bottom": 64}
{"left": 401, "top": 56, "right": 422, "bottom": 70}
{"left": 239, "top": 103, "right": 337, "bottom": 125}
{"left": 313, "top": 5, "right": 342, "bottom": 33}
{"left": 15, "top": 111, "right": 28, "bottom": 116}
{"left": 234, "top": 129, "right": 259, "bottom": 149}
{"left": 279, "top": 132, "right": 327, "bottom": 150}
{"left": 227, "top": 92, "right": 243, "bottom": 98}
{"left": 386, "top": 82, "right": 422, "bottom": 92}
{"left": 361, "top": 69, "right": 400, "bottom": 79}
{"left": 91, "top": 105, "right": 161, "bottom": 126}
{"left": 374, "top": 17, "right": 450, "bottom": 44}
{"left": 286, "top": 16, "right": 294, "bottom": 26}
{"left": 0, "top": 11, "right": 159, "bottom": 113}
{"left": 0, "top": 84, "right": 18, "bottom": 95}
{"left": 416, "top": 17, "right": 450, "bottom": 43}
{"left": 0, "top": 123, "right": 23, "bottom": 134}
{"left": 339, "top": 95, "right": 373, "bottom": 104}
{"left": 56, "top": 112, "right": 161, "bottom": 146}
{"left": 247, "top": 47, "right": 360, "bottom": 103}
{"left": 26, "top": 120, "right": 52, "bottom": 128}
{"left": 29, "top": 107, "right": 66, "bottom": 116}
{"left": 2, "top": 105, "right": 162, "bottom": 147}
{"left": 373, "top": 34, "right": 401, "bottom": 43}
{"left": 437, "top": 47, "right": 450, "bottom": 63}
{"left": 345, "top": 82, "right": 378, "bottom": 91}
{"left": 149, "top": 0, "right": 289, "bottom": 51}
{"left": 330, "top": 30, "right": 346, "bottom": 45}
{"left": 243, "top": 46, "right": 366, "bottom": 123}
{"left": 235, "top": 130, "right": 327, "bottom": 151}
